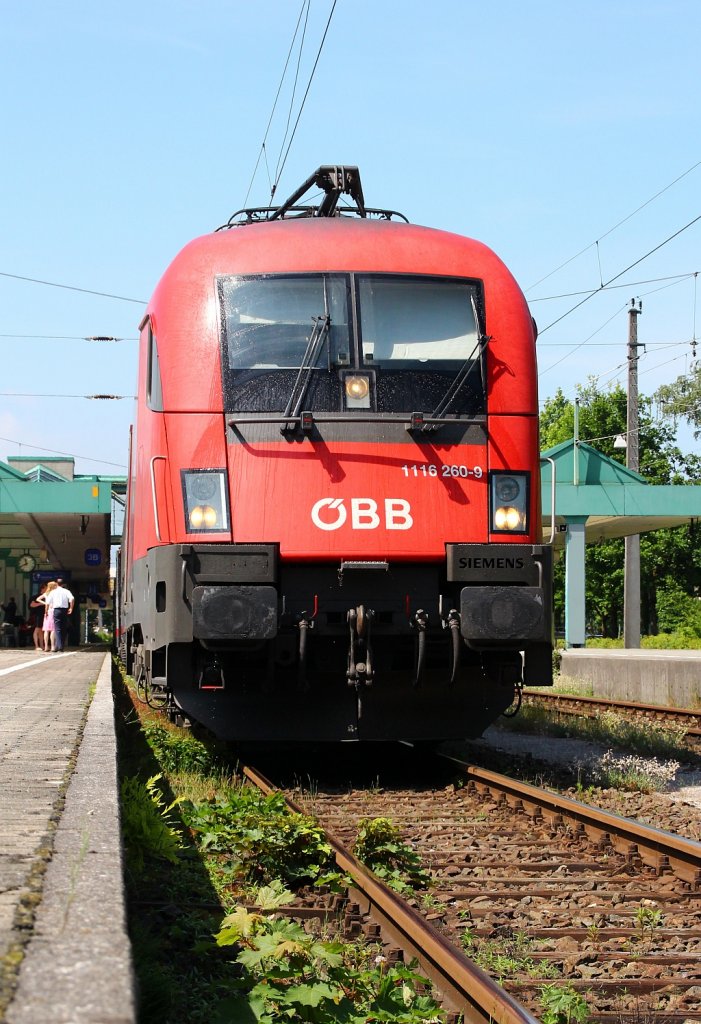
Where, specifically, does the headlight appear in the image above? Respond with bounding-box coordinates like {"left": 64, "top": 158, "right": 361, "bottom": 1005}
{"left": 494, "top": 506, "right": 524, "bottom": 531}
{"left": 189, "top": 505, "right": 218, "bottom": 529}
{"left": 182, "top": 470, "right": 230, "bottom": 533}
{"left": 494, "top": 475, "right": 521, "bottom": 503}
{"left": 343, "top": 372, "right": 371, "bottom": 409}
{"left": 491, "top": 471, "right": 528, "bottom": 533}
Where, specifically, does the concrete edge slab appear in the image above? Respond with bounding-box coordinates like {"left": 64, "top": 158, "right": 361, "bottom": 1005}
{"left": 5, "top": 654, "right": 137, "bottom": 1024}
{"left": 559, "top": 649, "right": 701, "bottom": 706}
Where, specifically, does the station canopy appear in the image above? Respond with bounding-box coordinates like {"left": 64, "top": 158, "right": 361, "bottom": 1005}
{"left": 540, "top": 440, "right": 701, "bottom": 546}
{"left": 0, "top": 456, "right": 126, "bottom": 587}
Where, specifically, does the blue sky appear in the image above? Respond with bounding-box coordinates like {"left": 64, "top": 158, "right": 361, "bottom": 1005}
{"left": 2, "top": 0, "right": 700, "bottom": 474}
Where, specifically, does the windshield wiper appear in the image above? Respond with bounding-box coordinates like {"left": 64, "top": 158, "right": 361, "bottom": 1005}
{"left": 429, "top": 296, "right": 488, "bottom": 423}
{"left": 429, "top": 335, "right": 487, "bottom": 420}
{"left": 281, "top": 313, "right": 331, "bottom": 432}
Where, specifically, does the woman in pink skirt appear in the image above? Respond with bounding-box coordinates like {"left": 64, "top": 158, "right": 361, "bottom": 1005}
{"left": 37, "top": 581, "right": 57, "bottom": 652}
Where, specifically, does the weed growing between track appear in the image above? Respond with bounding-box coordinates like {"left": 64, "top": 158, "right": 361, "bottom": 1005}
{"left": 497, "top": 703, "right": 692, "bottom": 769}
{"left": 114, "top": 664, "right": 446, "bottom": 1023}
{"left": 352, "top": 817, "right": 431, "bottom": 895}
{"left": 577, "top": 750, "right": 681, "bottom": 794}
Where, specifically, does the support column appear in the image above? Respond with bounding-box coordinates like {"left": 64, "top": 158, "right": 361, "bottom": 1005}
{"left": 564, "top": 517, "right": 587, "bottom": 648}
{"left": 5, "top": 566, "right": 17, "bottom": 606}
{"left": 624, "top": 533, "right": 641, "bottom": 647}
{"left": 624, "top": 299, "right": 643, "bottom": 648}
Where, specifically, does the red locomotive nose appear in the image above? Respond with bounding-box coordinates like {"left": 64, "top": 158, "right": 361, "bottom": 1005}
{"left": 117, "top": 166, "right": 552, "bottom": 743}
{"left": 225, "top": 440, "right": 489, "bottom": 560}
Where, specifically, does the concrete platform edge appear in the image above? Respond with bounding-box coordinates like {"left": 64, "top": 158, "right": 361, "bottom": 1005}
{"left": 559, "top": 648, "right": 701, "bottom": 707}
{"left": 5, "top": 654, "right": 137, "bottom": 1024}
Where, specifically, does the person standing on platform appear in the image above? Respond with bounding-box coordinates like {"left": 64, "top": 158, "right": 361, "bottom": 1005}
{"left": 37, "top": 581, "right": 58, "bottom": 652}
{"left": 2, "top": 596, "right": 19, "bottom": 647}
{"left": 30, "top": 585, "right": 48, "bottom": 651}
{"left": 55, "top": 579, "right": 72, "bottom": 650}
{"left": 45, "top": 580, "right": 74, "bottom": 653}
{"left": 1, "top": 596, "right": 18, "bottom": 625}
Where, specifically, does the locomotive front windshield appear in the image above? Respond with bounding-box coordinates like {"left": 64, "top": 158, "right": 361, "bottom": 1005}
{"left": 219, "top": 273, "right": 485, "bottom": 416}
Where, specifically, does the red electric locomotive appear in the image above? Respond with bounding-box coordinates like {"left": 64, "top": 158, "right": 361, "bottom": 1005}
{"left": 117, "top": 166, "right": 553, "bottom": 742}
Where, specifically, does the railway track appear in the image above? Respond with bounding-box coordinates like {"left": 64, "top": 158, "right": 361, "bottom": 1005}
{"left": 245, "top": 763, "right": 538, "bottom": 1024}
{"left": 521, "top": 690, "right": 701, "bottom": 741}
{"left": 245, "top": 754, "right": 701, "bottom": 1023}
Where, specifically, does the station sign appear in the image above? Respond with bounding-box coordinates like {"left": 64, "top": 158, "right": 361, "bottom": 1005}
{"left": 31, "top": 570, "right": 72, "bottom": 584}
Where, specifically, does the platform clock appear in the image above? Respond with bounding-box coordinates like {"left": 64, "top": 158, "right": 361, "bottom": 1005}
{"left": 18, "top": 554, "right": 36, "bottom": 573}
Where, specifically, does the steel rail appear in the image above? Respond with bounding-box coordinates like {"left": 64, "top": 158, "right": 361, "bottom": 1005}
{"left": 523, "top": 689, "right": 701, "bottom": 734}
{"left": 443, "top": 759, "right": 701, "bottom": 886}
{"left": 243, "top": 765, "right": 541, "bottom": 1024}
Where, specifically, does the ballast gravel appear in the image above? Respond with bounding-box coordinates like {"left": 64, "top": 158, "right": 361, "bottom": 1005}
{"left": 471, "top": 725, "right": 701, "bottom": 841}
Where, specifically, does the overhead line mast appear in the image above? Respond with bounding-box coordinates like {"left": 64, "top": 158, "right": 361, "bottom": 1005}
{"left": 624, "top": 298, "right": 643, "bottom": 649}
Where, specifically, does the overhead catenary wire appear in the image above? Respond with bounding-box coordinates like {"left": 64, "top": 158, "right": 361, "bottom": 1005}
{"left": 538, "top": 338, "right": 693, "bottom": 403}
{"left": 639, "top": 350, "right": 692, "bottom": 380}
{"left": 530, "top": 271, "right": 699, "bottom": 303}
{"left": 272, "top": 0, "right": 311, "bottom": 191}
{"left": 0, "top": 270, "right": 145, "bottom": 304}
{"left": 0, "top": 334, "right": 137, "bottom": 341}
{"left": 241, "top": 0, "right": 310, "bottom": 209}
{"left": 271, "top": 0, "right": 339, "bottom": 197}
{"left": 527, "top": 158, "right": 701, "bottom": 292}
{"left": 541, "top": 345, "right": 691, "bottom": 399}
{"left": 579, "top": 426, "right": 642, "bottom": 445}
{"left": 538, "top": 214, "right": 701, "bottom": 335}
{"left": 539, "top": 339, "right": 688, "bottom": 348}
{"left": 538, "top": 271, "right": 697, "bottom": 378}
{"left": 539, "top": 303, "right": 628, "bottom": 375}
{"left": 0, "top": 392, "right": 133, "bottom": 399}
{"left": 585, "top": 349, "right": 691, "bottom": 399}
{"left": 0, "top": 434, "right": 127, "bottom": 470}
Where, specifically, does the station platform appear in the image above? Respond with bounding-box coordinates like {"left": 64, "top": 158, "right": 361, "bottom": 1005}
{"left": 559, "top": 647, "right": 701, "bottom": 707}
{"left": 0, "top": 649, "right": 135, "bottom": 1023}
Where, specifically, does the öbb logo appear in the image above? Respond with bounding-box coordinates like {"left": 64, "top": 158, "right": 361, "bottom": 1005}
{"left": 311, "top": 498, "right": 413, "bottom": 531}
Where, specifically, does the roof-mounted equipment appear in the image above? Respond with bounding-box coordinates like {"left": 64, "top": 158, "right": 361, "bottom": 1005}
{"left": 217, "top": 165, "right": 408, "bottom": 229}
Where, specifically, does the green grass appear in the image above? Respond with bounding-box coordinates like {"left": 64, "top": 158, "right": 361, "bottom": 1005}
{"left": 583, "top": 633, "right": 701, "bottom": 650}
{"left": 460, "top": 929, "right": 559, "bottom": 983}
{"left": 500, "top": 703, "right": 691, "bottom": 762}
{"left": 115, "top": 665, "right": 443, "bottom": 1023}
{"left": 585, "top": 750, "right": 680, "bottom": 793}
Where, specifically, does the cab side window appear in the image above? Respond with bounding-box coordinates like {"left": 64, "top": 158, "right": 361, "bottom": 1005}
{"left": 146, "top": 322, "right": 163, "bottom": 411}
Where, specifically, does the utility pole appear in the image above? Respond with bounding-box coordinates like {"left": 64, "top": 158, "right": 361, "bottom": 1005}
{"left": 624, "top": 298, "right": 643, "bottom": 648}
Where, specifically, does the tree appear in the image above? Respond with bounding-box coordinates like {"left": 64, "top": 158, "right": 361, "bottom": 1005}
{"left": 655, "top": 364, "right": 701, "bottom": 439}
{"left": 542, "top": 379, "right": 701, "bottom": 484}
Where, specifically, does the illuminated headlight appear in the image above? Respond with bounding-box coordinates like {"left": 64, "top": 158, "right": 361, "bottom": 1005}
{"left": 344, "top": 373, "right": 371, "bottom": 409}
{"left": 491, "top": 472, "right": 528, "bottom": 533}
{"left": 494, "top": 506, "right": 523, "bottom": 530}
{"left": 182, "top": 470, "right": 230, "bottom": 533}
{"left": 189, "top": 505, "right": 218, "bottom": 529}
